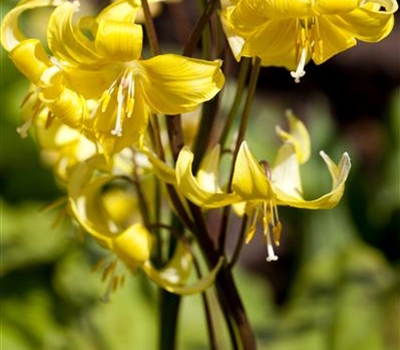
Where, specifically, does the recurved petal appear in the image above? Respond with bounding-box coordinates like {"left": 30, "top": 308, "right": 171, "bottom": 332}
{"left": 142, "top": 253, "right": 224, "bottom": 295}
{"left": 68, "top": 157, "right": 116, "bottom": 247}
{"left": 40, "top": 87, "right": 86, "bottom": 129}
{"left": 176, "top": 147, "right": 240, "bottom": 208}
{"left": 95, "top": 19, "right": 143, "bottom": 62}
{"left": 97, "top": 0, "right": 140, "bottom": 23}
{"left": 138, "top": 55, "right": 225, "bottom": 115}
{"left": 274, "top": 151, "right": 351, "bottom": 209}
{"left": 47, "top": 1, "right": 101, "bottom": 65}
{"left": 1, "top": 0, "right": 64, "bottom": 52}
{"left": 326, "top": 0, "right": 398, "bottom": 43}
{"left": 232, "top": 142, "right": 273, "bottom": 200}
{"left": 275, "top": 111, "right": 311, "bottom": 164}
{"left": 9, "top": 39, "right": 52, "bottom": 85}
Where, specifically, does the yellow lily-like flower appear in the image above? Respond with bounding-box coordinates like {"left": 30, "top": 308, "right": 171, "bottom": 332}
{"left": 47, "top": 0, "right": 224, "bottom": 155}
{"left": 221, "top": 0, "right": 398, "bottom": 82}
{"left": 1, "top": 0, "right": 225, "bottom": 156}
{"left": 175, "top": 113, "right": 351, "bottom": 261}
{"left": 68, "top": 157, "right": 223, "bottom": 294}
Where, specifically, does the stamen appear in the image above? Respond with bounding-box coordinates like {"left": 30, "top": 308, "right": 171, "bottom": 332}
{"left": 126, "top": 72, "right": 135, "bottom": 117}
{"left": 290, "top": 46, "right": 307, "bottom": 83}
{"left": 262, "top": 202, "right": 278, "bottom": 262}
{"left": 246, "top": 206, "right": 260, "bottom": 244}
{"left": 111, "top": 83, "right": 124, "bottom": 137}
{"left": 16, "top": 117, "right": 33, "bottom": 138}
{"left": 265, "top": 224, "right": 278, "bottom": 262}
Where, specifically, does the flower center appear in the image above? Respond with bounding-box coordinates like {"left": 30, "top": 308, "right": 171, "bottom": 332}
{"left": 101, "top": 68, "right": 136, "bottom": 137}
{"left": 246, "top": 199, "right": 282, "bottom": 262}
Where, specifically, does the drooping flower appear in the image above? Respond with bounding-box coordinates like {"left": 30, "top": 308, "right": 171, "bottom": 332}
{"left": 68, "top": 156, "right": 223, "bottom": 295}
{"left": 221, "top": 0, "right": 398, "bottom": 82}
{"left": 173, "top": 112, "right": 351, "bottom": 261}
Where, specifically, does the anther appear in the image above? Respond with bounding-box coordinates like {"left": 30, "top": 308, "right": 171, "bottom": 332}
{"left": 291, "top": 47, "right": 307, "bottom": 83}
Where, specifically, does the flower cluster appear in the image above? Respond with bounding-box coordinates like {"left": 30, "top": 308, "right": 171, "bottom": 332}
{"left": 1, "top": 0, "right": 395, "bottom": 306}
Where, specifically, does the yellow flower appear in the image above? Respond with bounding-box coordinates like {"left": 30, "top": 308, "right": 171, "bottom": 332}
{"left": 1, "top": 0, "right": 225, "bottom": 157}
{"left": 221, "top": 0, "right": 398, "bottom": 82}
{"left": 68, "top": 157, "right": 223, "bottom": 294}
{"left": 49, "top": 1, "right": 224, "bottom": 154}
{"left": 174, "top": 113, "right": 351, "bottom": 261}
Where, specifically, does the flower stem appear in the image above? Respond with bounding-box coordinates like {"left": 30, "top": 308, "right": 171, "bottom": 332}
{"left": 183, "top": 0, "right": 220, "bottom": 57}
{"left": 219, "top": 57, "right": 251, "bottom": 148}
{"left": 191, "top": 94, "right": 221, "bottom": 172}
{"left": 140, "top": 0, "right": 160, "bottom": 55}
{"left": 218, "top": 57, "right": 261, "bottom": 254}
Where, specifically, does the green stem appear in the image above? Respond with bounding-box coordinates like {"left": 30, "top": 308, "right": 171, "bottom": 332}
{"left": 218, "top": 57, "right": 261, "bottom": 254}
{"left": 231, "top": 57, "right": 261, "bottom": 162}
{"left": 219, "top": 57, "right": 251, "bottom": 148}
{"left": 159, "top": 224, "right": 181, "bottom": 350}
{"left": 159, "top": 290, "right": 181, "bottom": 350}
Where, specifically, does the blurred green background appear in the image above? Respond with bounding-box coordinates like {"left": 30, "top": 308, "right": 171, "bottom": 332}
{"left": 1, "top": 1, "right": 399, "bottom": 349}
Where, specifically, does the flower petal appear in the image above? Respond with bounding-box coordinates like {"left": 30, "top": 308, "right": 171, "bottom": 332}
{"left": 142, "top": 254, "right": 224, "bottom": 295}
{"left": 63, "top": 65, "right": 120, "bottom": 99}
{"left": 9, "top": 39, "right": 52, "bottom": 85}
{"left": 176, "top": 147, "right": 240, "bottom": 208}
{"left": 221, "top": 5, "right": 298, "bottom": 68}
{"left": 326, "top": 0, "right": 398, "bottom": 43}
{"left": 274, "top": 152, "right": 351, "bottom": 209}
{"left": 95, "top": 19, "right": 143, "bottom": 62}
{"left": 271, "top": 143, "right": 303, "bottom": 199}
{"left": 312, "top": 16, "right": 357, "bottom": 64}
{"left": 143, "top": 148, "right": 177, "bottom": 185}
{"left": 275, "top": 111, "right": 311, "bottom": 164}
{"left": 68, "top": 157, "right": 116, "bottom": 247}
{"left": 232, "top": 142, "right": 273, "bottom": 200}
{"left": 196, "top": 144, "right": 223, "bottom": 193}
{"left": 1, "top": 0, "right": 64, "bottom": 52}
{"left": 112, "top": 223, "right": 153, "bottom": 268}
{"left": 97, "top": 0, "right": 140, "bottom": 23}
{"left": 138, "top": 55, "right": 225, "bottom": 115}
{"left": 40, "top": 87, "right": 87, "bottom": 129}
{"left": 47, "top": 1, "right": 101, "bottom": 65}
